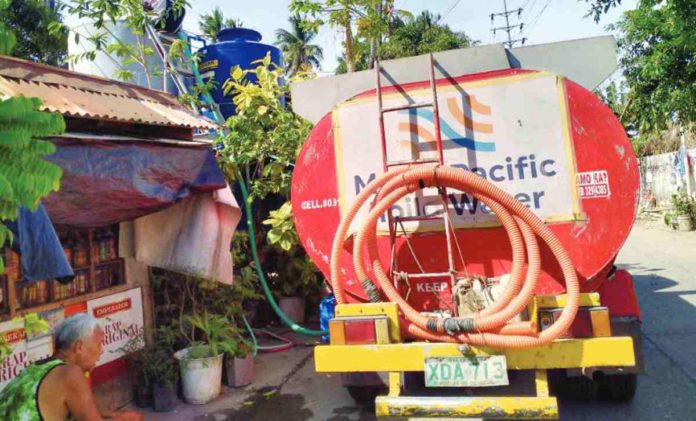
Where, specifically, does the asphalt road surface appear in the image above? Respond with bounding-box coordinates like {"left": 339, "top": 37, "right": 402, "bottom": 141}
{"left": 145, "top": 220, "right": 696, "bottom": 421}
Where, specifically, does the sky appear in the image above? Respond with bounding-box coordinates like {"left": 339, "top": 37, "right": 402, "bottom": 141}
{"left": 180, "top": 0, "right": 638, "bottom": 75}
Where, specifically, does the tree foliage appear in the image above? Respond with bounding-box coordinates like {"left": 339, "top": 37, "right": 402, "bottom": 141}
{"left": 613, "top": 1, "right": 695, "bottom": 135}
{"left": 0, "top": 0, "right": 67, "bottom": 65}
{"left": 335, "top": 11, "right": 474, "bottom": 74}
{"left": 291, "top": 0, "right": 414, "bottom": 72}
{"left": 198, "top": 6, "right": 242, "bottom": 42}
{"left": 0, "top": 0, "right": 65, "bottom": 272}
{"left": 0, "top": 0, "right": 60, "bottom": 360}
{"left": 59, "top": 0, "right": 189, "bottom": 87}
{"left": 379, "top": 11, "right": 474, "bottom": 60}
{"left": 583, "top": 0, "right": 623, "bottom": 22}
{"left": 290, "top": 0, "right": 362, "bottom": 73}
{"left": 275, "top": 15, "right": 324, "bottom": 77}
{"left": 335, "top": 38, "right": 370, "bottom": 73}
{"left": 214, "top": 55, "right": 322, "bottom": 298}
{"left": 216, "top": 54, "right": 312, "bottom": 201}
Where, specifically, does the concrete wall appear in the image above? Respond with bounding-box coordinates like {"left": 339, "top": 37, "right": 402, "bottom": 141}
{"left": 639, "top": 148, "right": 696, "bottom": 207}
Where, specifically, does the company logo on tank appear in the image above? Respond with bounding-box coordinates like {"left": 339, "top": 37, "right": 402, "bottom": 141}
{"left": 333, "top": 72, "right": 580, "bottom": 232}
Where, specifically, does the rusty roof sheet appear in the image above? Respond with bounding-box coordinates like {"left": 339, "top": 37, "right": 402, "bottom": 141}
{"left": 0, "top": 55, "right": 218, "bottom": 130}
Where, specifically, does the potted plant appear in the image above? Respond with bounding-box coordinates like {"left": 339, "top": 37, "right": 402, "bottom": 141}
{"left": 267, "top": 248, "right": 323, "bottom": 323}
{"left": 121, "top": 334, "right": 152, "bottom": 408}
{"left": 122, "top": 327, "right": 179, "bottom": 411}
{"left": 149, "top": 327, "right": 178, "bottom": 412}
{"left": 670, "top": 193, "right": 695, "bottom": 231}
{"left": 222, "top": 329, "right": 255, "bottom": 388}
{"left": 149, "top": 354, "right": 178, "bottom": 411}
{"left": 174, "top": 312, "right": 232, "bottom": 404}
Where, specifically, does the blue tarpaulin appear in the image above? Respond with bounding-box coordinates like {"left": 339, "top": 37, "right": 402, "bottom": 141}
{"left": 5, "top": 205, "right": 74, "bottom": 283}
{"left": 43, "top": 136, "right": 226, "bottom": 227}
{"left": 11, "top": 135, "right": 227, "bottom": 283}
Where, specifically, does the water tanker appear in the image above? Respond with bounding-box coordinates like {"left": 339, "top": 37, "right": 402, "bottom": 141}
{"left": 289, "top": 37, "right": 641, "bottom": 419}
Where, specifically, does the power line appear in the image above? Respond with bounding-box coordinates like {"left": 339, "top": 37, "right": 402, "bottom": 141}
{"left": 490, "top": 0, "right": 527, "bottom": 48}
{"left": 439, "top": 0, "right": 464, "bottom": 23}
{"left": 521, "top": 0, "right": 539, "bottom": 20}
{"left": 522, "top": 0, "right": 554, "bottom": 37}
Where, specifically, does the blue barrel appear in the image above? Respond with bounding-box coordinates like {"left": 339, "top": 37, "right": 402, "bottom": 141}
{"left": 198, "top": 28, "right": 283, "bottom": 119}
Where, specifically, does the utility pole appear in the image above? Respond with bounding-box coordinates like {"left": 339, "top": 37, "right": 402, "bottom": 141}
{"left": 491, "top": 0, "right": 526, "bottom": 49}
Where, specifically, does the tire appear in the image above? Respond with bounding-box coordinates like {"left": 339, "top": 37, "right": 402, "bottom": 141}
{"left": 549, "top": 370, "right": 598, "bottom": 401}
{"left": 346, "top": 385, "right": 385, "bottom": 404}
{"left": 596, "top": 374, "right": 638, "bottom": 402}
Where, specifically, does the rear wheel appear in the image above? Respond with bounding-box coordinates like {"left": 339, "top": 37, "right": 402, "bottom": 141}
{"left": 345, "top": 385, "right": 385, "bottom": 404}
{"left": 596, "top": 373, "right": 637, "bottom": 402}
{"left": 549, "top": 370, "right": 597, "bottom": 401}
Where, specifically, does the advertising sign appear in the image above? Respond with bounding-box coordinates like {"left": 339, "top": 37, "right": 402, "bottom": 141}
{"left": 0, "top": 288, "right": 144, "bottom": 391}
{"left": 0, "top": 319, "right": 29, "bottom": 390}
{"left": 87, "top": 288, "right": 144, "bottom": 366}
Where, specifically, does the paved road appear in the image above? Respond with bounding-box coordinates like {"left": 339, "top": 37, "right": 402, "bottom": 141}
{"left": 146, "top": 221, "right": 696, "bottom": 420}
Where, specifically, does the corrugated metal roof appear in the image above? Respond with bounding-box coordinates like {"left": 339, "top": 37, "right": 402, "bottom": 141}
{"left": 0, "top": 55, "right": 218, "bottom": 131}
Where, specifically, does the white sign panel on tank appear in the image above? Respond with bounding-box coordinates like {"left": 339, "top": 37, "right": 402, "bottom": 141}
{"left": 332, "top": 72, "right": 581, "bottom": 233}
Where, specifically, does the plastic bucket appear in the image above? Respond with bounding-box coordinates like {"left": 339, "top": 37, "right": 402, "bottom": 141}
{"left": 174, "top": 346, "right": 223, "bottom": 404}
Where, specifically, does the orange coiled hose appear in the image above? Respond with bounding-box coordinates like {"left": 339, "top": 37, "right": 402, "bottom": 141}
{"left": 330, "top": 165, "right": 579, "bottom": 348}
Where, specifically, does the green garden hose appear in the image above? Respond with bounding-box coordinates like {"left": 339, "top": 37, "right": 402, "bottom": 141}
{"left": 179, "top": 31, "right": 327, "bottom": 337}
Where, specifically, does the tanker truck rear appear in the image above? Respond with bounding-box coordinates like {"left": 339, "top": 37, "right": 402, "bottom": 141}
{"left": 289, "top": 37, "right": 641, "bottom": 420}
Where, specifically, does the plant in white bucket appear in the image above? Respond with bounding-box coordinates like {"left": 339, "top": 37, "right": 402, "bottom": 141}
{"left": 175, "top": 312, "right": 238, "bottom": 404}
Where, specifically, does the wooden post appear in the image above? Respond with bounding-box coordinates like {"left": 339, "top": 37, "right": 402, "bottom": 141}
{"left": 88, "top": 229, "right": 97, "bottom": 293}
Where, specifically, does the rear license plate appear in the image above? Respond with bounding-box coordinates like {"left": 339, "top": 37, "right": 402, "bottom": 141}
{"left": 425, "top": 356, "right": 509, "bottom": 387}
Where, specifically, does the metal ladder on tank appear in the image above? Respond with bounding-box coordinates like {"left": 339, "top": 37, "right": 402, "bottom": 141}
{"left": 143, "top": 20, "right": 225, "bottom": 127}
{"left": 374, "top": 53, "right": 460, "bottom": 292}
{"left": 144, "top": 23, "right": 191, "bottom": 97}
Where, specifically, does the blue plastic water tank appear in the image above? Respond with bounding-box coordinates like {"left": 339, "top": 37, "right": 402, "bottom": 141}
{"left": 198, "top": 28, "right": 283, "bottom": 119}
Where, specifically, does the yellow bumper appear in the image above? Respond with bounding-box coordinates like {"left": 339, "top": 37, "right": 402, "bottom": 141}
{"left": 315, "top": 337, "right": 635, "bottom": 372}
{"left": 375, "top": 396, "right": 558, "bottom": 419}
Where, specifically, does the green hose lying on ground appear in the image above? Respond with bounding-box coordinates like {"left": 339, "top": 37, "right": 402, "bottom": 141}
{"left": 179, "top": 31, "right": 327, "bottom": 337}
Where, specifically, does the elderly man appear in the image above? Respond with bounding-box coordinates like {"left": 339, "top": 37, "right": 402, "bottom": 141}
{"left": 0, "top": 313, "right": 142, "bottom": 420}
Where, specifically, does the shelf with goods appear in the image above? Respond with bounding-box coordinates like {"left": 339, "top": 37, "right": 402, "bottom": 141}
{"left": 0, "top": 224, "right": 127, "bottom": 318}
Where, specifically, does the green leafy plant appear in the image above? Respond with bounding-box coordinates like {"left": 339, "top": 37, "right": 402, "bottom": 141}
{"left": 214, "top": 54, "right": 324, "bottom": 303}
{"left": 275, "top": 15, "right": 324, "bottom": 77}
{"left": 263, "top": 202, "right": 298, "bottom": 251}
{"left": 601, "top": 1, "right": 696, "bottom": 150}
{"left": 264, "top": 246, "right": 323, "bottom": 298}
{"left": 182, "top": 312, "right": 252, "bottom": 360}
{"left": 216, "top": 54, "right": 312, "bottom": 201}
{"left": 663, "top": 192, "right": 696, "bottom": 229}
{"left": 290, "top": 0, "right": 413, "bottom": 72}
{"left": 0, "top": 0, "right": 65, "bottom": 272}
{"left": 0, "top": 315, "right": 50, "bottom": 362}
{"left": 122, "top": 326, "right": 178, "bottom": 388}
{"left": 377, "top": 11, "right": 474, "bottom": 61}
{"left": 0, "top": 0, "right": 67, "bottom": 65}
{"left": 671, "top": 193, "right": 696, "bottom": 218}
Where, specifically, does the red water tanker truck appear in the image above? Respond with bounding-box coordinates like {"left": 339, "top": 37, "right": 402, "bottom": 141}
{"left": 289, "top": 36, "right": 641, "bottom": 419}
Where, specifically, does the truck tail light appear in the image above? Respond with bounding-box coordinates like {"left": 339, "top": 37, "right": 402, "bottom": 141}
{"left": 539, "top": 306, "right": 611, "bottom": 338}
{"left": 329, "top": 316, "right": 391, "bottom": 345}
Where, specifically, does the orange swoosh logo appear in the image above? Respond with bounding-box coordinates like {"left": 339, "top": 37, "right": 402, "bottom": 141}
{"left": 446, "top": 97, "right": 493, "bottom": 134}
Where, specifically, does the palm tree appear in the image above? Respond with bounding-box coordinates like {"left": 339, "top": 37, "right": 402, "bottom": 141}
{"left": 275, "top": 15, "right": 323, "bottom": 76}
{"left": 198, "top": 7, "right": 243, "bottom": 42}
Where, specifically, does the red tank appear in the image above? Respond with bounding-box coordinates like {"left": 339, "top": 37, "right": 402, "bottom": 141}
{"left": 291, "top": 69, "right": 639, "bottom": 314}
